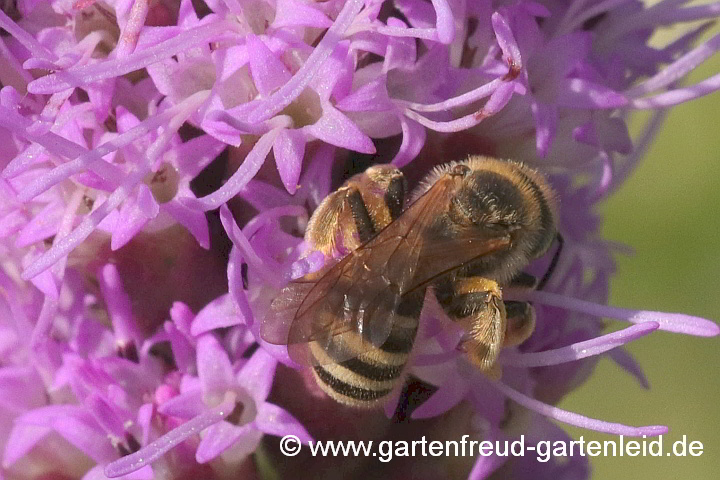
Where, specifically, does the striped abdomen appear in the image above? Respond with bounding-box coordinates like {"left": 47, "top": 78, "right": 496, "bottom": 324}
{"left": 304, "top": 165, "right": 411, "bottom": 407}
{"left": 311, "top": 307, "right": 419, "bottom": 407}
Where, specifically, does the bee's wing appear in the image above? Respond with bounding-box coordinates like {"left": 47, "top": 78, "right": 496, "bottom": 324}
{"left": 261, "top": 246, "right": 405, "bottom": 365}
{"left": 401, "top": 226, "right": 512, "bottom": 295}
{"left": 261, "top": 171, "right": 511, "bottom": 365}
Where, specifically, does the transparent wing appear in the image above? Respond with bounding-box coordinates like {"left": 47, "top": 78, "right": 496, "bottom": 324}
{"left": 261, "top": 171, "right": 511, "bottom": 366}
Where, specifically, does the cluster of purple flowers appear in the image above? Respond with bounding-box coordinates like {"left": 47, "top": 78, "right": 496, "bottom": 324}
{"left": 0, "top": 0, "right": 718, "bottom": 478}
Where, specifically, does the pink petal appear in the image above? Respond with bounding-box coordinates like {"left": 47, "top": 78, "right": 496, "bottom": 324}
{"left": 227, "top": 249, "right": 255, "bottom": 328}
{"left": 255, "top": 403, "right": 312, "bottom": 442}
{"left": 110, "top": 184, "right": 160, "bottom": 251}
{"left": 300, "top": 143, "right": 335, "bottom": 208}
{"left": 237, "top": 348, "right": 277, "bottom": 403}
{"left": 116, "top": 106, "right": 141, "bottom": 133}
{"left": 0, "top": 208, "right": 27, "bottom": 239}
{"left": 0, "top": 108, "right": 111, "bottom": 186}
{"left": 170, "top": 301, "right": 195, "bottom": 335}
{"left": 85, "top": 393, "right": 126, "bottom": 438}
{"left": 630, "top": 73, "right": 720, "bottom": 109}
{"left": 197, "top": 335, "right": 235, "bottom": 396}
{"left": 410, "top": 374, "right": 466, "bottom": 419}
{"left": 501, "top": 322, "right": 658, "bottom": 367}
{"left": 374, "top": 26, "right": 438, "bottom": 41}
{"left": 97, "top": 264, "right": 142, "bottom": 346}
{"left": 383, "top": 24, "right": 416, "bottom": 71}
{"left": 86, "top": 78, "right": 116, "bottom": 121}
{"left": 405, "top": 81, "right": 516, "bottom": 133}
{"left": 272, "top": 0, "right": 333, "bottom": 29}
{"left": 189, "top": 128, "right": 279, "bottom": 211}
{"left": 335, "top": 75, "right": 394, "bottom": 112}
{"left": 521, "top": 290, "right": 720, "bottom": 337}
{"left": 311, "top": 40, "right": 352, "bottom": 102}
{"left": 163, "top": 199, "right": 210, "bottom": 249}
{"left": 137, "top": 403, "right": 154, "bottom": 446}
{"left": 556, "top": 78, "right": 629, "bottom": 109}
{"left": 218, "top": 205, "right": 284, "bottom": 288}
{"left": 247, "top": 34, "right": 292, "bottom": 96}
{"left": 0, "top": 366, "right": 46, "bottom": 411}
{"left": 0, "top": 9, "right": 57, "bottom": 61}
{"left": 15, "top": 200, "right": 64, "bottom": 247}
{"left": 52, "top": 415, "right": 117, "bottom": 462}
{"left": 405, "top": 77, "right": 503, "bottom": 113}
{"left": 160, "top": 321, "right": 195, "bottom": 373}
{"left": 431, "top": 0, "right": 455, "bottom": 44}
{"left": 597, "top": 116, "right": 633, "bottom": 154}
{"left": 27, "top": 21, "right": 229, "bottom": 94}
{"left": 626, "top": 33, "right": 720, "bottom": 97}
{"left": 289, "top": 250, "right": 325, "bottom": 280}
{"left": 572, "top": 121, "right": 597, "bottom": 145}
{"left": 468, "top": 430, "right": 508, "bottom": 480}
{"left": 607, "top": 347, "right": 650, "bottom": 389}
{"left": 15, "top": 101, "right": 182, "bottom": 202}
{"left": 303, "top": 104, "right": 375, "bottom": 153}
{"left": 195, "top": 422, "right": 259, "bottom": 464}
{"left": 530, "top": 101, "right": 557, "bottom": 158}
{"left": 391, "top": 114, "right": 426, "bottom": 167}
{"left": 248, "top": 0, "right": 365, "bottom": 122}
{"left": 114, "top": 0, "right": 149, "bottom": 58}
{"left": 157, "top": 390, "right": 206, "bottom": 419}
{"left": 491, "top": 12, "right": 521, "bottom": 69}
{"left": 105, "top": 396, "right": 235, "bottom": 477}
{"left": 2, "top": 424, "right": 52, "bottom": 466}
{"left": 190, "top": 293, "right": 243, "bottom": 336}
{"left": 492, "top": 381, "right": 667, "bottom": 437}
{"left": 273, "top": 129, "right": 305, "bottom": 194}
{"left": 174, "top": 135, "right": 227, "bottom": 177}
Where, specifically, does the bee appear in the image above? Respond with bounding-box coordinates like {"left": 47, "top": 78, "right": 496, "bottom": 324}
{"left": 261, "top": 156, "right": 558, "bottom": 408}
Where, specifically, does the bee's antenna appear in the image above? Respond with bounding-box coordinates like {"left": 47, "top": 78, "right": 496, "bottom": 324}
{"left": 537, "top": 233, "right": 564, "bottom": 291}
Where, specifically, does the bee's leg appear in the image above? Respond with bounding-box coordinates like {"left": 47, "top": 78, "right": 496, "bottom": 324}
{"left": 437, "top": 277, "right": 506, "bottom": 378}
{"left": 305, "top": 166, "right": 405, "bottom": 254}
{"left": 504, "top": 273, "right": 538, "bottom": 346}
{"left": 304, "top": 185, "right": 382, "bottom": 254}
{"left": 508, "top": 271, "right": 538, "bottom": 289}
{"left": 346, "top": 166, "right": 407, "bottom": 240}
{"left": 381, "top": 171, "right": 406, "bottom": 221}
{"left": 503, "top": 301, "right": 536, "bottom": 347}
{"left": 305, "top": 186, "right": 367, "bottom": 254}
{"left": 346, "top": 188, "right": 377, "bottom": 242}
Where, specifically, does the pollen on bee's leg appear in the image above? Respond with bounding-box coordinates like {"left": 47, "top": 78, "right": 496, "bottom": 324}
{"left": 482, "top": 362, "right": 502, "bottom": 380}
{"left": 460, "top": 338, "right": 502, "bottom": 379}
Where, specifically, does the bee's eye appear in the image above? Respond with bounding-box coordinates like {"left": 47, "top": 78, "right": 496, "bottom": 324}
{"left": 451, "top": 164, "right": 471, "bottom": 177}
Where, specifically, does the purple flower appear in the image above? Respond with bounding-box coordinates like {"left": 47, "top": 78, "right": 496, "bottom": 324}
{"left": 105, "top": 334, "right": 310, "bottom": 476}
{"left": 1, "top": 0, "right": 719, "bottom": 479}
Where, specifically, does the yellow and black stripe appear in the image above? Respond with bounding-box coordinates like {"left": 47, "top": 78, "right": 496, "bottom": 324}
{"left": 311, "top": 312, "right": 418, "bottom": 407}
{"left": 305, "top": 165, "right": 417, "bottom": 407}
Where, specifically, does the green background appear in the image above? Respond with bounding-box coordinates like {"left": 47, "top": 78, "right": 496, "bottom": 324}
{"left": 557, "top": 30, "right": 720, "bottom": 479}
